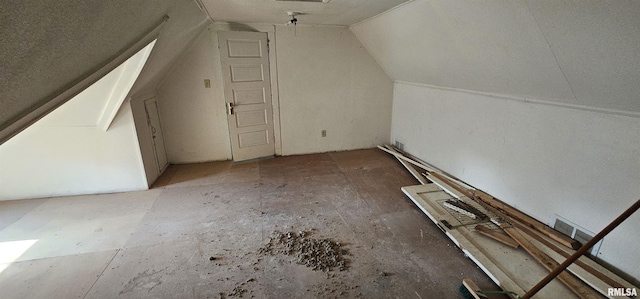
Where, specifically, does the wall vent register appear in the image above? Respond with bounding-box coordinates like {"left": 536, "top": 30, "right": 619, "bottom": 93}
{"left": 553, "top": 215, "right": 602, "bottom": 258}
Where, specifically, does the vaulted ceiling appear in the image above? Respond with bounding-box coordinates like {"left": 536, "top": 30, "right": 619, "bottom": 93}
{"left": 0, "top": 0, "right": 409, "bottom": 145}
{"left": 0, "top": 0, "right": 209, "bottom": 145}
{"left": 201, "top": 0, "right": 408, "bottom": 25}
{"left": 351, "top": 0, "right": 640, "bottom": 115}
{"left": 3, "top": 0, "right": 639, "bottom": 146}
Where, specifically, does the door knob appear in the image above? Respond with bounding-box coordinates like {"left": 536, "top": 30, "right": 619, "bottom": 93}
{"left": 227, "top": 102, "right": 235, "bottom": 115}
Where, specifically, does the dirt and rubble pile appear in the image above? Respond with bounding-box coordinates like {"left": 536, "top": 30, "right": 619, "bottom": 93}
{"left": 258, "top": 230, "right": 349, "bottom": 271}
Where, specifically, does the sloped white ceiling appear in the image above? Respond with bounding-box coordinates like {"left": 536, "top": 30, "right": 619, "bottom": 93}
{"left": 203, "top": 0, "right": 409, "bottom": 25}
{"left": 0, "top": 0, "right": 410, "bottom": 145}
{"left": 352, "top": 0, "right": 640, "bottom": 114}
{"left": 0, "top": 0, "right": 209, "bottom": 144}
{"left": 526, "top": 1, "right": 640, "bottom": 113}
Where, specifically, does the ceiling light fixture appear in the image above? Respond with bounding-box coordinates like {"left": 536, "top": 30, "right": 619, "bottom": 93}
{"left": 286, "top": 11, "right": 299, "bottom": 26}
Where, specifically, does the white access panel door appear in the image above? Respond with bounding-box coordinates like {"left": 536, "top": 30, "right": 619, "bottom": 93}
{"left": 218, "top": 31, "right": 275, "bottom": 162}
{"left": 144, "top": 99, "right": 168, "bottom": 175}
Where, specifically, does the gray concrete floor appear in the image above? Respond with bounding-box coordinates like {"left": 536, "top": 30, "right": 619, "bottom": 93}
{"left": 0, "top": 149, "right": 504, "bottom": 298}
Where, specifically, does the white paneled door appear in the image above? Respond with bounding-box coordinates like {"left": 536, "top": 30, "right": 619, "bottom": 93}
{"left": 144, "top": 99, "right": 168, "bottom": 175}
{"left": 218, "top": 31, "right": 275, "bottom": 162}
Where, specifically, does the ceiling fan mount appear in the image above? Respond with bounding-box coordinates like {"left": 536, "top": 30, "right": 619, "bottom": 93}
{"left": 286, "top": 11, "right": 304, "bottom": 25}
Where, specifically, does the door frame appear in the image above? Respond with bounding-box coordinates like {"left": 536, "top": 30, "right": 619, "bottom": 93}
{"left": 143, "top": 98, "right": 168, "bottom": 175}
{"left": 212, "top": 24, "right": 282, "bottom": 158}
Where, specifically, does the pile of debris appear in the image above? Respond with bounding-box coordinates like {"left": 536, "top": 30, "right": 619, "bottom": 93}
{"left": 259, "top": 230, "right": 349, "bottom": 271}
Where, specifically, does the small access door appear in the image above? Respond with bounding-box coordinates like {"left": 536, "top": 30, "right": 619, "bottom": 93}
{"left": 144, "top": 99, "right": 168, "bottom": 175}
{"left": 218, "top": 31, "right": 275, "bottom": 161}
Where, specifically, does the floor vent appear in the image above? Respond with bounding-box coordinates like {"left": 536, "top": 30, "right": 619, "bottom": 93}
{"left": 553, "top": 216, "right": 602, "bottom": 257}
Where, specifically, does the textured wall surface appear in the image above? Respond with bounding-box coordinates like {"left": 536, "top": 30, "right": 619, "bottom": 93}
{"left": 352, "top": 0, "right": 640, "bottom": 114}
{"left": 391, "top": 82, "right": 640, "bottom": 280}
{"left": 352, "top": 0, "right": 640, "bottom": 279}
{"left": 156, "top": 29, "right": 233, "bottom": 163}
{"left": 156, "top": 24, "right": 393, "bottom": 161}
{"left": 0, "top": 46, "right": 156, "bottom": 201}
{"left": 0, "top": 0, "right": 209, "bottom": 197}
{"left": 0, "top": 102, "right": 147, "bottom": 200}
{"left": 0, "top": 0, "right": 209, "bottom": 143}
{"left": 276, "top": 25, "right": 394, "bottom": 155}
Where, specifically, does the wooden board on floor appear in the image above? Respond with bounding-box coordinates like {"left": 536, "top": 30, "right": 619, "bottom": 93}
{"left": 474, "top": 225, "right": 520, "bottom": 249}
{"left": 471, "top": 189, "right": 581, "bottom": 250}
{"left": 395, "top": 156, "right": 429, "bottom": 185}
{"left": 402, "top": 184, "right": 581, "bottom": 299}
{"left": 500, "top": 225, "right": 603, "bottom": 299}
{"left": 512, "top": 220, "right": 638, "bottom": 296}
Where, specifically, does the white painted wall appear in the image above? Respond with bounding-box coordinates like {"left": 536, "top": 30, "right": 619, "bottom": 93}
{"left": 351, "top": 0, "right": 640, "bottom": 279}
{"left": 276, "top": 25, "right": 393, "bottom": 155}
{"left": 156, "top": 29, "right": 232, "bottom": 163}
{"left": 0, "top": 101, "right": 147, "bottom": 200}
{"left": 158, "top": 24, "right": 393, "bottom": 162}
{"left": 40, "top": 66, "right": 125, "bottom": 127}
{"left": 129, "top": 0, "right": 211, "bottom": 97}
{"left": 352, "top": 0, "right": 640, "bottom": 114}
{"left": 391, "top": 82, "right": 640, "bottom": 280}
{"left": 124, "top": 0, "right": 210, "bottom": 183}
{"left": 1, "top": 0, "right": 211, "bottom": 145}
{"left": 0, "top": 44, "right": 155, "bottom": 200}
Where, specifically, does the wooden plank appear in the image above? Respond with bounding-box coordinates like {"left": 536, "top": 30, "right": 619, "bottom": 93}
{"left": 513, "top": 220, "right": 636, "bottom": 291}
{"left": 422, "top": 173, "right": 464, "bottom": 198}
{"left": 473, "top": 190, "right": 581, "bottom": 250}
{"left": 399, "top": 147, "right": 476, "bottom": 190}
{"left": 474, "top": 225, "right": 520, "bottom": 249}
{"left": 453, "top": 227, "right": 528, "bottom": 299}
{"left": 384, "top": 147, "right": 626, "bottom": 297}
{"left": 380, "top": 145, "right": 476, "bottom": 193}
{"left": 429, "top": 166, "right": 580, "bottom": 251}
{"left": 426, "top": 169, "right": 474, "bottom": 197}
{"left": 394, "top": 155, "right": 429, "bottom": 185}
{"left": 463, "top": 278, "right": 487, "bottom": 299}
{"left": 422, "top": 161, "right": 580, "bottom": 251}
{"left": 471, "top": 197, "right": 635, "bottom": 297}
{"left": 379, "top": 145, "right": 580, "bottom": 250}
{"left": 378, "top": 145, "right": 471, "bottom": 199}
{"left": 378, "top": 145, "right": 434, "bottom": 172}
{"left": 518, "top": 224, "right": 624, "bottom": 298}
{"left": 501, "top": 226, "right": 604, "bottom": 299}
{"left": 403, "top": 185, "right": 572, "bottom": 299}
